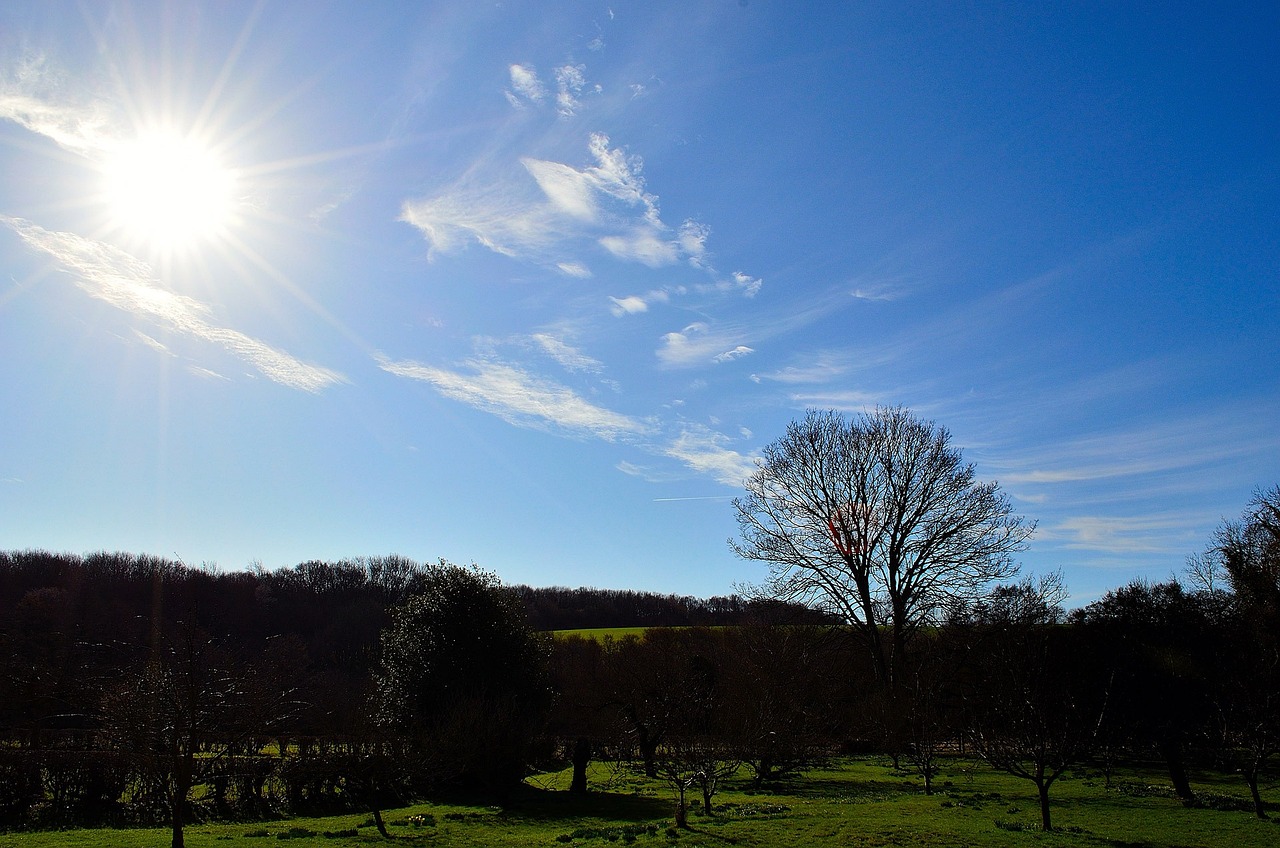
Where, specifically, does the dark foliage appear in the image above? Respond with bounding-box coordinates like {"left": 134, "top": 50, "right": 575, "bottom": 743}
{"left": 512, "top": 584, "right": 833, "bottom": 630}
{"left": 375, "top": 565, "right": 552, "bottom": 798}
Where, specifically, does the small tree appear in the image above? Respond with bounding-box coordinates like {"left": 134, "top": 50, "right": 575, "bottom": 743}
{"left": 1071, "top": 580, "right": 1215, "bottom": 801}
{"left": 1209, "top": 633, "right": 1278, "bottom": 819}
{"left": 100, "top": 624, "right": 260, "bottom": 848}
{"left": 375, "top": 563, "right": 551, "bottom": 803}
{"left": 720, "top": 621, "right": 838, "bottom": 785}
{"left": 963, "top": 622, "right": 1102, "bottom": 831}
{"left": 897, "top": 644, "right": 960, "bottom": 796}
{"left": 733, "top": 407, "right": 1033, "bottom": 684}
{"left": 656, "top": 737, "right": 740, "bottom": 827}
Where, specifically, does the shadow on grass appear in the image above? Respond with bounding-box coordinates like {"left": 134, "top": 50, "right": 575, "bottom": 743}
{"left": 777, "top": 775, "right": 908, "bottom": 803}
{"left": 494, "top": 784, "right": 674, "bottom": 823}
{"left": 680, "top": 823, "right": 742, "bottom": 844}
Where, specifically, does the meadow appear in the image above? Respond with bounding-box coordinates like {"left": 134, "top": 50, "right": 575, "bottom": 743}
{"left": 2, "top": 756, "right": 1274, "bottom": 848}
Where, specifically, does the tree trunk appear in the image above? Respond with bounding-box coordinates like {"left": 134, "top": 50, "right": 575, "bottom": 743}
{"left": 1037, "top": 780, "right": 1052, "bottom": 831}
{"left": 170, "top": 752, "right": 193, "bottom": 848}
{"left": 212, "top": 772, "right": 231, "bottom": 818}
{"left": 674, "top": 786, "right": 688, "bottom": 828}
{"left": 637, "top": 726, "right": 658, "bottom": 778}
{"left": 1244, "top": 767, "right": 1268, "bottom": 819}
{"left": 170, "top": 807, "right": 185, "bottom": 848}
{"left": 570, "top": 737, "right": 592, "bottom": 793}
{"left": 1158, "top": 735, "right": 1194, "bottom": 800}
{"left": 372, "top": 808, "right": 391, "bottom": 838}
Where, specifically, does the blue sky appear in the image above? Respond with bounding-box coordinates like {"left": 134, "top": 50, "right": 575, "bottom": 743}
{"left": 0, "top": 2, "right": 1276, "bottom": 605}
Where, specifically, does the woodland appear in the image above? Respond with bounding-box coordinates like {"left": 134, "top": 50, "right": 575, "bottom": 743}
{"left": 0, "top": 409, "right": 1275, "bottom": 847}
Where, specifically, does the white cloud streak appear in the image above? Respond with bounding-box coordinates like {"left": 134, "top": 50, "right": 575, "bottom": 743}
{"left": 1046, "top": 514, "right": 1200, "bottom": 554}
{"left": 785, "top": 388, "right": 892, "bottom": 411}
{"left": 991, "top": 411, "right": 1277, "bottom": 487}
{"left": 852, "top": 285, "right": 899, "bottom": 302}
{"left": 662, "top": 424, "right": 758, "bottom": 487}
{"left": 377, "top": 355, "right": 649, "bottom": 441}
{"left": 609, "top": 294, "right": 650, "bottom": 316}
{"left": 0, "top": 85, "right": 114, "bottom": 159}
{"left": 529, "top": 333, "right": 603, "bottom": 373}
{"left": 557, "top": 261, "right": 592, "bottom": 278}
{"left": 3, "top": 217, "right": 345, "bottom": 392}
{"left": 657, "top": 322, "right": 753, "bottom": 368}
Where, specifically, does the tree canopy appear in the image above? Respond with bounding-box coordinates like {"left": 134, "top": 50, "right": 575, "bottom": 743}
{"left": 376, "top": 564, "right": 551, "bottom": 795}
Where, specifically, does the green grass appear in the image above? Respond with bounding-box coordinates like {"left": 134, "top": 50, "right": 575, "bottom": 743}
{"left": 2, "top": 757, "right": 1275, "bottom": 848}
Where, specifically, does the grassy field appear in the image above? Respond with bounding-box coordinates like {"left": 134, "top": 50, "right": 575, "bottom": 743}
{"left": 550, "top": 626, "right": 658, "bottom": 641}
{"left": 1, "top": 757, "right": 1275, "bottom": 848}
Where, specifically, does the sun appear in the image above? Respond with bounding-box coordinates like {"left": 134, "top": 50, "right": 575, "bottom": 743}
{"left": 99, "top": 131, "right": 239, "bottom": 252}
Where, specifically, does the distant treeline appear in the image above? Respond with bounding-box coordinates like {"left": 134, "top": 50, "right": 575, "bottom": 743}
{"left": 0, "top": 549, "right": 820, "bottom": 644}
{"left": 0, "top": 549, "right": 819, "bottom": 732}
{"left": 513, "top": 584, "right": 833, "bottom": 630}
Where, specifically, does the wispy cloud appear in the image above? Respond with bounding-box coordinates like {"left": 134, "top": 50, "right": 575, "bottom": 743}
{"left": 188, "top": 364, "right": 231, "bottom": 382}
{"left": 696, "top": 270, "right": 762, "bottom": 298}
{"left": 3, "top": 217, "right": 345, "bottom": 392}
{"left": 599, "top": 228, "right": 679, "bottom": 267}
{"left": 1041, "top": 513, "right": 1204, "bottom": 555}
{"left": 658, "top": 322, "right": 753, "bottom": 368}
{"left": 786, "top": 389, "right": 893, "bottom": 411}
{"left": 554, "top": 64, "right": 589, "bottom": 117}
{"left": 713, "top": 345, "right": 754, "bottom": 363}
{"left": 377, "top": 354, "right": 649, "bottom": 441}
{"left": 753, "top": 351, "right": 855, "bottom": 384}
{"left": 609, "top": 294, "right": 651, "bottom": 316}
{"left": 0, "top": 60, "right": 116, "bottom": 159}
{"left": 662, "top": 424, "right": 758, "bottom": 487}
{"left": 133, "top": 330, "right": 174, "bottom": 356}
{"left": 557, "top": 261, "right": 592, "bottom": 278}
{"left": 401, "top": 133, "right": 756, "bottom": 293}
{"left": 608, "top": 286, "right": 683, "bottom": 316}
{"left": 679, "top": 220, "right": 710, "bottom": 268}
{"left": 529, "top": 333, "right": 603, "bottom": 373}
{"left": 616, "top": 460, "right": 681, "bottom": 483}
{"left": 506, "top": 63, "right": 547, "bottom": 107}
{"left": 991, "top": 410, "right": 1276, "bottom": 487}
{"left": 851, "top": 285, "right": 899, "bottom": 302}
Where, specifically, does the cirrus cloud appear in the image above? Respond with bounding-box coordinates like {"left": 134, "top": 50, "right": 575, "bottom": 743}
{"left": 3, "top": 217, "right": 345, "bottom": 393}
{"left": 376, "top": 354, "right": 649, "bottom": 441}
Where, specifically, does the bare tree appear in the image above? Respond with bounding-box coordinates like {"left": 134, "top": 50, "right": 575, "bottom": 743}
{"left": 100, "top": 624, "right": 256, "bottom": 848}
{"left": 733, "top": 407, "right": 1033, "bottom": 683}
{"left": 963, "top": 624, "right": 1104, "bottom": 831}
{"left": 655, "top": 737, "right": 740, "bottom": 827}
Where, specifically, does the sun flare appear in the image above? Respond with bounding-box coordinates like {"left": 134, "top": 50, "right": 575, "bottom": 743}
{"left": 100, "top": 132, "right": 238, "bottom": 251}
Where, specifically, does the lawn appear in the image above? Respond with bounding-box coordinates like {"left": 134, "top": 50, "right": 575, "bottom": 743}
{"left": 1, "top": 757, "right": 1275, "bottom": 848}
